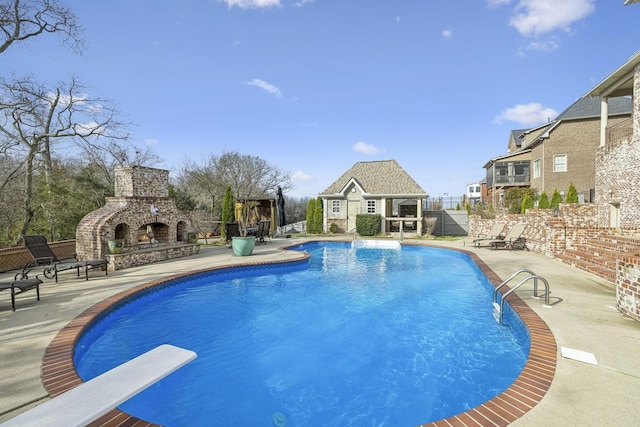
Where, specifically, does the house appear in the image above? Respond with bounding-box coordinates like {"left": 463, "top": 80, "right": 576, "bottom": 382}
{"left": 483, "top": 149, "right": 531, "bottom": 207}
{"left": 319, "top": 160, "right": 428, "bottom": 234}
{"left": 527, "top": 96, "right": 632, "bottom": 202}
{"left": 483, "top": 97, "right": 632, "bottom": 207}
{"left": 584, "top": 49, "right": 640, "bottom": 228}
{"left": 466, "top": 181, "right": 483, "bottom": 205}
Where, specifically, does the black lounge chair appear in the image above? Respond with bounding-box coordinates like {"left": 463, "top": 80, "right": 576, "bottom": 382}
{"left": 224, "top": 222, "right": 241, "bottom": 246}
{"left": 21, "top": 235, "right": 108, "bottom": 282}
{"left": 256, "top": 220, "right": 271, "bottom": 245}
{"left": 0, "top": 277, "right": 42, "bottom": 311}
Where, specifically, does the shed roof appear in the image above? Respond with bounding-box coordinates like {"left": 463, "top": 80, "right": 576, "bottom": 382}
{"left": 584, "top": 50, "right": 640, "bottom": 98}
{"left": 320, "top": 160, "right": 427, "bottom": 197}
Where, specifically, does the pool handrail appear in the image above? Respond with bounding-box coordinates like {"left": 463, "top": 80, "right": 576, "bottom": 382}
{"left": 493, "top": 269, "right": 552, "bottom": 324}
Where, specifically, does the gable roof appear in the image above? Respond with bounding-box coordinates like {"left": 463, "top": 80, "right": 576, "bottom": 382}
{"left": 517, "top": 96, "right": 633, "bottom": 150}
{"left": 320, "top": 160, "right": 427, "bottom": 197}
{"left": 556, "top": 96, "right": 632, "bottom": 120}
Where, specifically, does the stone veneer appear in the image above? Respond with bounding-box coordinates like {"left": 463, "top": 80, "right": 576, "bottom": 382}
{"left": 595, "top": 63, "right": 640, "bottom": 229}
{"left": 617, "top": 254, "right": 640, "bottom": 321}
{"left": 75, "top": 166, "right": 199, "bottom": 270}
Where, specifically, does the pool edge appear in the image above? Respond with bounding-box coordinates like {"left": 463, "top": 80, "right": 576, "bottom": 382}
{"left": 41, "top": 242, "right": 556, "bottom": 427}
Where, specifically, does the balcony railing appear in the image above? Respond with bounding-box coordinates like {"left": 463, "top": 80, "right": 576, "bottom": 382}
{"left": 606, "top": 118, "right": 633, "bottom": 147}
{"left": 494, "top": 174, "right": 530, "bottom": 185}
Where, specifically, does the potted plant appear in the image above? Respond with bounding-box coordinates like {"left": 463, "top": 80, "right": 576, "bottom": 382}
{"left": 231, "top": 199, "right": 259, "bottom": 256}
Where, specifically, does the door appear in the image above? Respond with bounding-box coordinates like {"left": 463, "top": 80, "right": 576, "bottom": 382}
{"left": 609, "top": 203, "right": 620, "bottom": 229}
{"left": 347, "top": 201, "right": 360, "bottom": 232}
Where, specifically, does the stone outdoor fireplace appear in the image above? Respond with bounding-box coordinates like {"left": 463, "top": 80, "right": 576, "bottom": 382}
{"left": 75, "top": 166, "right": 200, "bottom": 271}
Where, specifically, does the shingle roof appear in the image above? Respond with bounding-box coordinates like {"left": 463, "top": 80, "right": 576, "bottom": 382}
{"left": 320, "top": 160, "right": 427, "bottom": 196}
{"left": 556, "top": 96, "right": 632, "bottom": 120}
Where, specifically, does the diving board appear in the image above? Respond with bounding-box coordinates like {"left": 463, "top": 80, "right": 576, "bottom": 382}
{"left": 352, "top": 239, "right": 401, "bottom": 250}
{"left": 1, "top": 344, "right": 197, "bottom": 427}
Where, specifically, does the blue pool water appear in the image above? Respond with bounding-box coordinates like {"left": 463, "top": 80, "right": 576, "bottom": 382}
{"left": 74, "top": 242, "right": 529, "bottom": 426}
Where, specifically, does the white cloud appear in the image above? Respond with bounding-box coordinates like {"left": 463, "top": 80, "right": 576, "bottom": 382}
{"left": 492, "top": 0, "right": 595, "bottom": 37}
{"left": 245, "top": 78, "right": 283, "bottom": 97}
{"left": 487, "top": 0, "right": 513, "bottom": 8}
{"left": 292, "top": 170, "right": 313, "bottom": 181}
{"left": 293, "top": 0, "right": 314, "bottom": 8}
{"left": 492, "top": 102, "right": 558, "bottom": 126}
{"left": 526, "top": 38, "right": 559, "bottom": 52}
{"left": 353, "top": 141, "right": 383, "bottom": 155}
{"left": 220, "top": 0, "right": 280, "bottom": 8}
{"left": 442, "top": 28, "right": 454, "bottom": 38}
{"left": 145, "top": 138, "right": 159, "bottom": 147}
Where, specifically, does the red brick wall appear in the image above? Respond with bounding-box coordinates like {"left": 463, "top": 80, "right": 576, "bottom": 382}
{"left": 0, "top": 240, "right": 77, "bottom": 273}
{"left": 469, "top": 204, "right": 602, "bottom": 257}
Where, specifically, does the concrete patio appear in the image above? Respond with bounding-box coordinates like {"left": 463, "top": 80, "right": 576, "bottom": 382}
{"left": 1, "top": 237, "right": 639, "bottom": 426}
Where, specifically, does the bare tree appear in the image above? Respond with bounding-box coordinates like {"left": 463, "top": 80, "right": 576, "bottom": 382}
{"left": 0, "top": 0, "right": 84, "bottom": 54}
{"left": 0, "top": 74, "right": 130, "bottom": 238}
{"left": 177, "top": 151, "right": 293, "bottom": 220}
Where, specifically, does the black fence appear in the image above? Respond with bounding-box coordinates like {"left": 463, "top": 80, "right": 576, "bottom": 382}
{"left": 424, "top": 197, "right": 466, "bottom": 211}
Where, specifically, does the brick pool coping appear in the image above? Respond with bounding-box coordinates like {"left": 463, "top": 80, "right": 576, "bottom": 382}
{"left": 41, "top": 244, "right": 556, "bottom": 427}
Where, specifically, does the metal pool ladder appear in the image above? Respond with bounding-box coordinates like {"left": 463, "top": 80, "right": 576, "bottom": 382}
{"left": 492, "top": 269, "right": 552, "bottom": 324}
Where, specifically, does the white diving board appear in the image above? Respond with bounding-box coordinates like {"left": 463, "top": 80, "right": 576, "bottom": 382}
{"left": 1, "top": 344, "right": 197, "bottom": 427}
{"left": 352, "top": 239, "right": 401, "bottom": 250}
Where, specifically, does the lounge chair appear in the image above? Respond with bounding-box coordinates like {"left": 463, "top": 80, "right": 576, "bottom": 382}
{"left": 21, "top": 235, "right": 108, "bottom": 282}
{"left": 255, "top": 220, "right": 271, "bottom": 245}
{"left": 473, "top": 223, "right": 507, "bottom": 247}
{"left": 0, "top": 277, "right": 43, "bottom": 311}
{"left": 486, "top": 224, "right": 527, "bottom": 250}
{"left": 224, "top": 222, "right": 241, "bottom": 246}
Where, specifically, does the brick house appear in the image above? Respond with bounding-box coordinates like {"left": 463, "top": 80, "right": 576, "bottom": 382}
{"left": 527, "top": 96, "right": 632, "bottom": 202}
{"left": 483, "top": 97, "right": 632, "bottom": 206}
{"left": 320, "top": 160, "right": 428, "bottom": 234}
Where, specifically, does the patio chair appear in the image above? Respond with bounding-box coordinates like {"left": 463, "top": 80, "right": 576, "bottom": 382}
{"left": 0, "top": 277, "right": 43, "bottom": 311}
{"left": 473, "top": 223, "right": 507, "bottom": 247}
{"left": 224, "top": 222, "right": 241, "bottom": 246}
{"left": 21, "top": 235, "right": 108, "bottom": 282}
{"left": 256, "top": 220, "right": 271, "bottom": 245}
{"left": 487, "top": 224, "right": 528, "bottom": 250}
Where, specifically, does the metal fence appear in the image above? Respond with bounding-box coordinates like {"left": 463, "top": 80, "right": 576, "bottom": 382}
{"left": 424, "top": 197, "right": 466, "bottom": 211}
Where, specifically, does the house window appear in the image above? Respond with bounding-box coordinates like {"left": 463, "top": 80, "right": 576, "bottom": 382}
{"left": 332, "top": 200, "right": 340, "bottom": 213}
{"left": 533, "top": 159, "right": 541, "bottom": 179}
{"left": 553, "top": 155, "right": 567, "bottom": 172}
{"left": 367, "top": 200, "right": 376, "bottom": 213}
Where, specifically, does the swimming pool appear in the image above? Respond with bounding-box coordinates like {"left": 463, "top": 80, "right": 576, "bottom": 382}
{"left": 73, "top": 242, "right": 530, "bottom": 426}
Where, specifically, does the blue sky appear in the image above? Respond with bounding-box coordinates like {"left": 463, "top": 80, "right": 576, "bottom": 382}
{"left": 4, "top": 0, "right": 639, "bottom": 198}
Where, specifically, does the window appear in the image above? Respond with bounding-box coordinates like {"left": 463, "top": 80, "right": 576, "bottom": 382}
{"left": 553, "top": 155, "right": 567, "bottom": 172}
{"left": 367, "top": 200, "right": 376, "bottom": 214}
{"left": 332, "top": 200, "right": 340, "bottom": 213}
{"left": 533, "top": 159, "right": 541, "bottom": 179}
{"left": 475, "top": 186, "right": 480, "bottom": 193}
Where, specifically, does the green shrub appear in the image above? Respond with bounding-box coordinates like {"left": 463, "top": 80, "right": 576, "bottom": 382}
{"left": 329, "top": 223, "right": 338, "bottom": 233}
{"left": 313, "top": 196, "right": 324, "bottom": 233}
{"left": 306, "top": 198, "right": 316, "bottom": 233}
{"left": 521, "top": 194, "right": 534, "bottom": 214}
{"left": 566, "top": 183, "right": 579, "bottom": 203}
{"left": 356, "top": 214, "right": 381, "bottom": 236}
{"left": 538, "top": 192, "right": 549, "bottom": 209}
{"left": 550, "top": 189, "right": 562, "bottom": 208}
